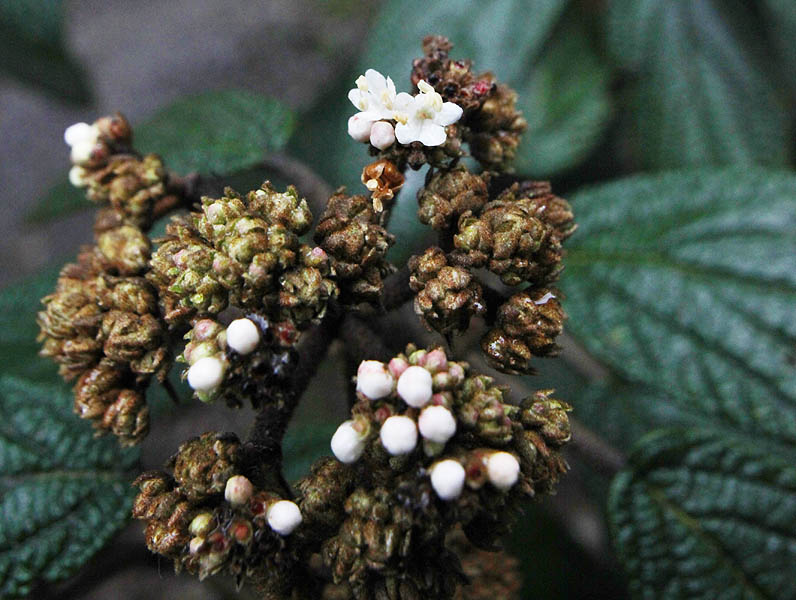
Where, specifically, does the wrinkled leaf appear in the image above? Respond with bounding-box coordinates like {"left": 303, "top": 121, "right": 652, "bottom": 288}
{"left": 609, "top": 428, "right": 796, "bottom": 599}
{"left": 0, "top": 377, "right": 139, "bottom": 598}
{"left": 607, "top": 0, "right": 791, "bottom": 168}
{"left": 562, "top": 168, "right": 796, "bottom": 450}
{"left": 0, "top": 0, "right": 91, "bottom": 104}
{"left": 0, "top": 268, "right": 61, "bottom": 383}
{"left": 135, "top": 90, "right": 296, "bottom": 176}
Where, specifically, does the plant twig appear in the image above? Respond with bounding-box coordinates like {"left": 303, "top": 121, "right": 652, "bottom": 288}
{"left": 570, "top": 418, "right": 627, "bottom": 475}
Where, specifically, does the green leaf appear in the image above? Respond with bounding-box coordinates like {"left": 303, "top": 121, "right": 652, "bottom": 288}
{"left": 609, "top": 428, "right": 796, "bottom": 599}
{"left": 24, "top": 179, "right": 87, "bottom": 225}
{"left": 0, "top": 0, "right": 91, "bottom": 104}
{"left": 607, "top": 0, "right": 791, "bottom": 169}
{"left": 291, "top": 0, "right": 610, "bottom": 195}
{"left": 0, "top": 377, "right": 139, "bottom": 598}
{"left": 0, "top": 268, "right": 62, "bottom": 383}
{"left": 760, "top": 0, "right": 796, "bottom": 93}
{"left": 561, "top": 168, "right": 796, "bottom": 450}
{"left": 135, "top": 90, "right": 296, "bottom": 176}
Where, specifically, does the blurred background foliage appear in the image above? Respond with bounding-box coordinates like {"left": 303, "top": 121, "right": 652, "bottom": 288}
{"left": 1, "top": 0, "right": 794, "bottom": 598}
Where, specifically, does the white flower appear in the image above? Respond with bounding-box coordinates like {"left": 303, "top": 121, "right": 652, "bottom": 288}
{"left": 430, "top": 459, "right": 465, "bottom": 500}
{"left": 225, "top": 318, "right": 260, "bottom": 355}
{"left": 347, "top": 69, "right": 400, "bottom": 122}
{"left": 379, "top": 415, "right": 418, "bottom": 455}
{"left": 393, "top": 80, "right": 462, "bottom": 147}
{"left": 487, "top": 451, "right": 520, "bottom": 490}
{"left": 356, "top": 360, "right": 395, "bottom": 399}
{"left": 224, "top": 475, "right": 254, "bottom": 506}
{"left": 396, "top": 365, "right": 432, "bottom": 408}
{"left": 369, "top": 121, "right": 396, "bottom": 150}
{"left": 267, "top": 500, "right": 302, "bottom": 535}
{"left": 418, "top": 405, "right": 457, "bottom": 444}
{"left": 187, "top": 356, "right": 225, "bottom": 392}
{"left": 331, "top": 420, "right": 368, "bottom": 463}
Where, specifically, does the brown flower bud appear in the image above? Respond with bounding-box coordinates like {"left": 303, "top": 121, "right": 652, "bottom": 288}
{"left": 409, "top": 247, "right": 485, "bottom": 336}
{"left": 170, "top": 432, "right": 241, "bottom": 500}
{"left": 361, "top": 159, "right": 405, "bottom": 211}
{"left": 417, "top": 166, "right": 488, "bottom": 231}
{"left": 96, "top": 224, "right": 151, "bottom": 275}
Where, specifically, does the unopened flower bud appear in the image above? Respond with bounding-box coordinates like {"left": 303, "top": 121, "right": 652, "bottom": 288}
{"left": 356, "top": 360, "right": 395, "bottom": 399}
{"left": 70, "top": 141, "right": 96, "bottom": 165}
{"left": 348, "top": 114, "right": 373, "bottom": 142}
{"left": 224, "top": 475, "right": 254, "bottom": 506}
{"left": 189, "top": 536, "right": 205, "bottom": 555}
{"left": 487, "top": 451, "right": 520, "bottom": 490}
{"left": 189, "top": 512, "right": 214, "bottom": 536}
{"left": 418, "top": 405, "right": 456, "bottom": 443}
{"left": 225, "top": 318, "right": 260, "bottom": 355}
{"left": 397, "top": 366, "right": 433, "bottom": 407}
{"left": 267, "top": 500, "right": 302, "bottom": 535}
{"left": 430, "top": 459, "right": 465, "bottom": 500}
{"left": 331, "top": 419, "right": 367, "bottom": 464}
{"left": 69, "top": 165, "right": 89, "bottom": 188}
{"left": 380, "top": 415, "right": 418, "bottom": 455}
{"left": 187, "top": 356, "right": 225, "bottom": 392}
{"left": 64, "top": 122, "right": 98, "bottom": 147}
{"left": 369, "top": 121, "right": 395, "bottom": 150}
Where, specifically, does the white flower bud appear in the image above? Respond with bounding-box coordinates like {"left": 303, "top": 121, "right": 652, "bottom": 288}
{"left": 418, "top": 405, "right": 456, "bottom": 444}
{"left": 396, "top": 366, "right": 433, "bottom": 408}
{"left": 225, "top": 318, "right": 260, "bottom": 355}
{"left": 68, "top": 165, "right": 89, "bottom": 188}
{"left": 331, "top": 420, "right": 367, "bottom": 463}
{"left": 348, "top": 114, "right": 373, "bottom": 142}
{"left": 224, "top": 475, "right": 254, "bottom": 506}
{"left": 430, "top": 459, "right": 465, "bottom": 500}
{"left": 487, "top": 451, "right": 520, "bottom": 490}
{"left": 64, "top": 122, "right": 97, "bottom": 147}
{"left": 267, "top": 500, "right": 302, "bottom": 535}
{"left": 187, "top": 356, "right": 225, "bottom": 392}
{"left": 356, "top": 360, "right": 395, "bottom": 399}
{"left": 379, "top": 415, "right": 418, "bottom": 455}
{"left": 369, "top": 121, "right": 395, "bottom": 150}
{"left": 70, "top": 141, "right": 95, "bottom": 165}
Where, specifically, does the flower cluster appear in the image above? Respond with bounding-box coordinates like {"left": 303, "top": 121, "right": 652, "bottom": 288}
{"left": 132, "top": 432, "right": 304, "bottom": 593}
{"left": 314, "top": 345, "right": 570, "bottom": 597}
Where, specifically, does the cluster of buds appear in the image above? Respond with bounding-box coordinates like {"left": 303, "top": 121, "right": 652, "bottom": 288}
{"left": 314, "top": 345, "right": 569, "bottom": 597}
{"left": 411, "top": 169, "right": 574, "bottom": 373}
{"left": 314, "top": 190, "right": 395, "bottom": 311}
{"left": 133, "top": 432, "right": 304, "bottom": 590}
{"left": 37, "top": 248, "right": 169, "bottom": 444}
{"left": 65, "top": 114, "right": 174, "bottom": 232}
{"left": 180, "top": 315, "right": 298, "bottom": 408}
{"left": 148, "top": 182, "right": 336, "bottom": 326}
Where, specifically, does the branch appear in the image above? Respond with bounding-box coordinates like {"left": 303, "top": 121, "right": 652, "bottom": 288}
{"left": 569, "top": 418, "right": 627, "bottom": 475}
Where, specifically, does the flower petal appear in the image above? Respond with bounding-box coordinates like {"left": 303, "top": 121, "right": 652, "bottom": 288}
{"left": 365, "top": 69, "right": 387, "bottom": 92}
{"left": 395, "top": 121, "right": 420, "bottom": 145}
{"left": 348, "top": 89, "right": 369, "bottom": 111}
{"left": 418, "top": 122, "right": 447, "bottom": 147}
{"left": 436, "top": 102, "right": 463, "bottom": 126}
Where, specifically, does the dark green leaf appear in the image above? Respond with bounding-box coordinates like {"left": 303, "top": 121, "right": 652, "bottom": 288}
{"left": 0, "top": 1, "right": 91, "bottom": 104}
{"left": 24, "top": 179, "right": 87, "bottom": 225}
{"left": 760, "top": 0, "right": 796, "bottom": 93}
{"left": 0, "top": 268, "right": 61, "bottom": 383}
{"left": 291, "top": 0, "right": 609, "bottom": 196}
{"left": 0, "top": 377, "right": 139, "bottom": 598}
{"left": 135, "top": 90, "right": 296, "bottom": 176}
{"left": 607, "top": 0, "right": 791, "bottom": 168}
{"left": 562, "top": 168, "right": 796, "bottom": 450}
{"left": 609, "top": 428, "right": 796, "bottom": 599}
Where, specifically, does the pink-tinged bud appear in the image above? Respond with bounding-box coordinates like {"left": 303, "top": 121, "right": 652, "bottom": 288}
{"left": 369, "top": 121, "right": 396, "bottom": 150}
{"left": 224, "top": 475, "right": 254, "bottom": 506}
{"left": 348, "top": 114, "right": 374, "bottom": 142}
{"left": 424, "top": 348, "right": 448, "bottom": 373}
{"left": 388, "top": 357, "right": 409, "bottom": 378}
{"left": 356, "top": 360, "right": 395, "bottom": 399}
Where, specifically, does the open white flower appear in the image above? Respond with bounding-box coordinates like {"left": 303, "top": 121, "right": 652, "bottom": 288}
{"left": 393, "top": 80, "right": 462, "bottom": 147}
{"left": 347, "top": 69, "right": 400, "bottom": 123}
